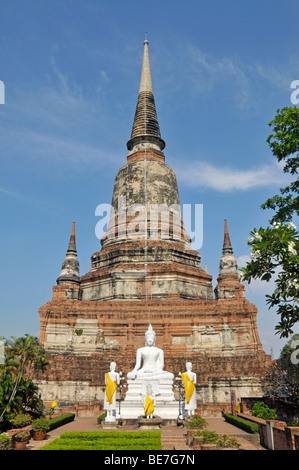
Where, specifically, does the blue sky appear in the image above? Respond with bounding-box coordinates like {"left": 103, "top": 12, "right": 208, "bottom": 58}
{"left": 0, "top": 0, "right": 298, "bottom": 358}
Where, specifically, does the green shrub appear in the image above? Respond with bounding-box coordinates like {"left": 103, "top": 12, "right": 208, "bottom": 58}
{"left": 31, "top": 418, "right": 50, "bottom": 432}
{"left": 195, "top": 430, "right": 240, "bottom": 448}
{"left": 195, "top": 430, "right": 218, "bottom": 444}
{"left": 287, "top": 421, "right": 299, "bottom": 427}
{"left": 14, "top": 429, "right": 31, "bottom": 442}
{"left": 216, "top": 434, "right": 240, "bottom": 449}
{"left": 59, "top": 431, "right": 161, "bottom": 440}
{"left": 223, "top": 413, "right": 259, "bottom": 433}
{"left": 251, "top": 401, "right": 277, "bottom": 420}
{"left": 0, "top": 433, "right": 12, "bottom": 450}
{"left": 41, "top": 441, "right": 162, "bottom": 450}
{"left": 10, "top": 414, "right": 32, "bottom": 428}
{"left": 39, "top": 431, "right": 162, "bottom": 450}
{"left": 48, "top": 413, "right": 75, "bottom": 431}
{"left": 97, "top": 413, "right": 106, "bottom": 425}
{"left": 184, "top": 415, "right": 208, "bottom": 430}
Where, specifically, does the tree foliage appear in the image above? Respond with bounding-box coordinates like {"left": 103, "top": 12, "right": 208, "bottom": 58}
{"left": 0, "top": 335, "right": 49, "bottom": 425}
{"left": 256, "top": 334, "right": 299, "bottom": 403}
{"left": 241, "top": 222, "right": 299, "bottom": 337}
{"left": 241, "top": 106, "right": 299, "bottom": 338}
{"left": 263, "top": 106, "right": 299, "bottom": 223}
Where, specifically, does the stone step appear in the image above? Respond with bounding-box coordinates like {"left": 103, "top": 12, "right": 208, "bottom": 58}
{"left": 161, "top": 430, "right": 190, "bottom": 451}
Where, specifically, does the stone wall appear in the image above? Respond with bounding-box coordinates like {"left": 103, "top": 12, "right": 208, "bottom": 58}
{"left": 36, "top": 271, "right": 270, "bottom": 414}
{"left": 39, "top": 286, "right": 265, "bottom": 357}
{"left": 236, "top": 413, "right": 299, "bottom": 450}
{"left": 259, "top": 420, "right": 299, "bottom": 450}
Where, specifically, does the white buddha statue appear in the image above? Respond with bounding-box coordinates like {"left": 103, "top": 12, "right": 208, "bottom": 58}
{"left": 181, "top": 361, "right": 197, "bottom": 416}
{"left": 104, "top": 361, "right": 120, "bottom": 421}
{"left": 127, "top": 324, "right": 174, "bottom": 381}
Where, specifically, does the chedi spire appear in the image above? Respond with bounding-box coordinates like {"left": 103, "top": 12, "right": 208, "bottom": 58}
{"left": 57, "top": 222, "right": 80, "bottom": 285}
{"left": 219, "top": 219, "right": 238, "bottom": 275}
{"left": 214, "top": 219, "right": 245, "bottom": 300}
{"left": 223, "top": 219, "right": 233, "bottom": 255}
{"left": 127, "top": 37, "right": 165, "bottom": 153}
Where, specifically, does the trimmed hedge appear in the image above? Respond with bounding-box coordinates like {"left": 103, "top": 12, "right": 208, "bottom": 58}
{"left": 48, "top": 413, "right": 76, "bottom": 431}
{"left": 41, "top": 441, "right": 162, "bottom": 450}
{"left": 40, "top": 430, "right": 162, "bottom": 450}
{"left": 59, "top": 431, "right": 161, "bottom": 440}
{"left": 223, "top": 413, "right": 259, "bottom": 434}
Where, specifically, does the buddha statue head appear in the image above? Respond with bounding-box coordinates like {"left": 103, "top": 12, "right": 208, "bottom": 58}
{"left": 145, "top": 324, "right": 156, "bottom": 346}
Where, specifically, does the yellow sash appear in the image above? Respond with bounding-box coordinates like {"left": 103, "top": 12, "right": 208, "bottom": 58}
{"left": 181, "top": 372, "right": 195, "bottom": 404}
{"left": 144, "top": 394, "right": 154, "bottom": 416}
{"left": 106, "top": 373, "right": 117, "bottom": 404}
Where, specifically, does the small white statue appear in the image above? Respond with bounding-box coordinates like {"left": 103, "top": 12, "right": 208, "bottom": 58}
{"left": 143, "top": 383, "right": 155, "bottom": 419}
{"left": 181, "top": 362, "right": 197, "bottom": 416}
{"left": 127, "top": 324, "right": 174, "bottom": 381}
{"left": 104, "top": 362, "right": 120, "bottom": 421}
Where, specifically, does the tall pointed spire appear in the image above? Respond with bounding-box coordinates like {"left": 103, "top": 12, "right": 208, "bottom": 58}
{"left": 139, "top": 35, "right": 153, "bottom": 93}
{"left": 68, "top": 221, "right": 77, "bottom": 254}
{"left": 215, "top": 219, "right": 245, "bottom": 299}
{"left": 223, "top": 219, "right": 233, "bottom": 255}
{"left": 57, "top": 222, "right": 80, "bottom": 285}
{"left": 127, "top": 37, "right": 165, "bottom": 152}
{"left": 218, "top": 219, "right": 238, "bottom": 276}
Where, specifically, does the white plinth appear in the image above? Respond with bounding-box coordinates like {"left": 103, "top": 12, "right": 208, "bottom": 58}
{"left": 104, "top": 416, "right": 117, "bottom": 423}
{"left": 121, "top": 377, "right": 180, "bottom": 419}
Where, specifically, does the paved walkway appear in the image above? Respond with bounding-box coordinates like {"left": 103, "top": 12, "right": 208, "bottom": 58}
{"left": 26, "top": 416, "right": 264, "bottom": 451}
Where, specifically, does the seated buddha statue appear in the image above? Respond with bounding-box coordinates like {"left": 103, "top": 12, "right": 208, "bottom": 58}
{"left": 127, "top": 324, "right": 174, "bottom": 381}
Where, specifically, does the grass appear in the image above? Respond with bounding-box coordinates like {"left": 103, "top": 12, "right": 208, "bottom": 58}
{"left": 40, "top": 431, "right": 162, "bottom": 450}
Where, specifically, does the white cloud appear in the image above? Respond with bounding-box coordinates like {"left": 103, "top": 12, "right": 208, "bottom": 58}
{"left": 158, "top": 42, "right": 295, "bottom": 112}
{"left": 175, "top": 159, "right": 291, "bottom": 192}
{"left": 0, "top": 187, "right": 18, "bottom": 197}
{"left": 1, "top": 59, "right": 122, "bottom": 173}
{"left": 1, "top": 127, "right": 119, "bottom": 171}
{"left": 183, "top": 45, "right": 251, "bottom": 109}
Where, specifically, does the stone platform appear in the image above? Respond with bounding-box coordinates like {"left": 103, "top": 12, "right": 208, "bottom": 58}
{"left": 137, "top": 415, "right": 163, "bottom": 430}
{"left": 121, "top": 376, "right": 179, "bottom": 419}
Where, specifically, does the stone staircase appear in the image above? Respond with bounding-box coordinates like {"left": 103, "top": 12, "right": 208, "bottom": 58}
{"left": 161, "top": 425, "right": 190, "bottom": 450}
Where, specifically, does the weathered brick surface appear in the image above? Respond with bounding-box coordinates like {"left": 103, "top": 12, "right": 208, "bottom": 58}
{"left": 36, "top": 285, "right": 271, "bottom": 402}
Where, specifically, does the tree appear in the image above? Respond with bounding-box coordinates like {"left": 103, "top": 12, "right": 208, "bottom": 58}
{"left": 0, "top": 335, "right": 49, "bottom": 423}
{"left": 262, "top": 106, "right": 299, "bottom": 223}
{"left": 241, "top": 106, "right": 299, "bottom": 338}
{"left": 257, "top": 334, "right": 299, "bottom": 402}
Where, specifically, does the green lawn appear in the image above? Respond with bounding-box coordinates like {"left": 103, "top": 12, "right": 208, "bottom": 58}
{"left": 40, "top": 431, "right": 162, "bottom": 450}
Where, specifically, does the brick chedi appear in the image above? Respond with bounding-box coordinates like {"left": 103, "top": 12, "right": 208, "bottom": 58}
{"left": 35, "top": 38, "right": 271, "bottom": 415}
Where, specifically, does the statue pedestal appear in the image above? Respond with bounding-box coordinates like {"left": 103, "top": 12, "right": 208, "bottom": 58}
{"left": 121, "top": 377, "right": 179, "bottom": 419}
{"left": 102, "top": 419, "right": 119, "bottom": 430}
{"left": 137, "top": 416, "right": 163, "bottom": 430}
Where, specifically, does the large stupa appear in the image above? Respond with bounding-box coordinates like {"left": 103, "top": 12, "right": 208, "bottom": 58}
{"left": 35, "top": 39, "right": 271, "bottom": 416}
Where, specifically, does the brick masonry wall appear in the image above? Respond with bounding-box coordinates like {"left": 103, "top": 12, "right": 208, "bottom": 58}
{"left": 239, "top": 413, "right": 299, "bottom": 450}
{"left": 35, "top": 283, "right": 271, "bottom": 409}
